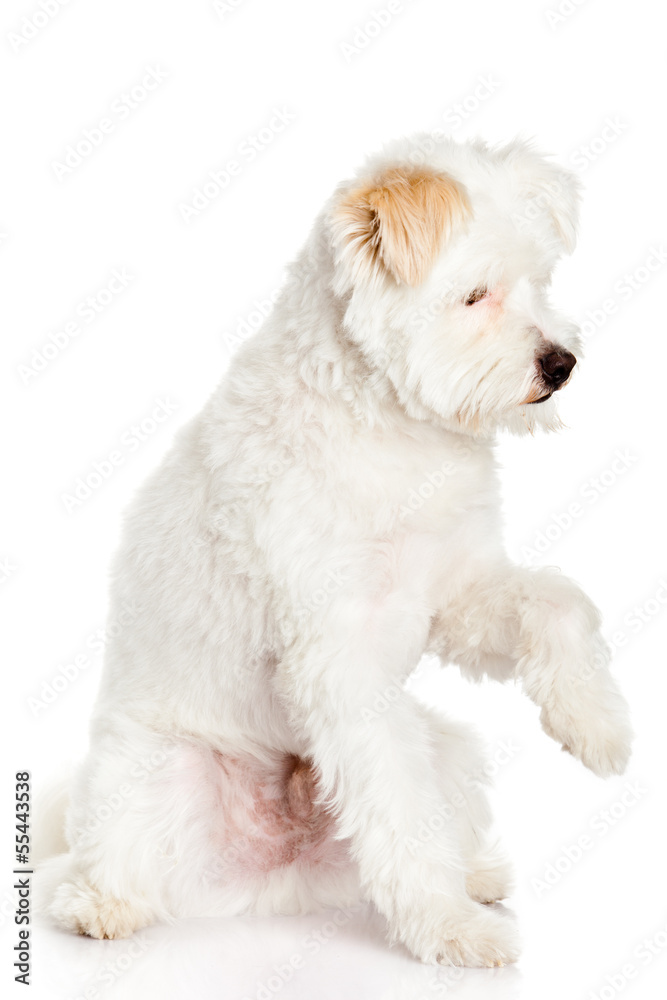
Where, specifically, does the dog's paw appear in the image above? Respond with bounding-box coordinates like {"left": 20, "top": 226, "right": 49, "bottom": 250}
{"left": 49, "top": 875, "right": 153, "bottom": 939}
{"left": 465, "top": 854, "right": 514, "bottom": 904}
{"left": 435, "top": 906, "right": 520, "bottom": 968}
{"left": 399, "top": 897, "right": 520, "bottom": 966}
{"left": 540, "top": 687, "right": 633, "bottom": 777}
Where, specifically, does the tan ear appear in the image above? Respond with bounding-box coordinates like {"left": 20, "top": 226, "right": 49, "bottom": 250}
{"left": 333, "top": 166, "right": 470, "bottom": 286}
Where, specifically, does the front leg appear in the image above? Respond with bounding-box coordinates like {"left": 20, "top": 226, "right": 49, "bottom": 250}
{"left": 276, "top": 591, "right": 519, "bottom": 967}
{"left": 431, "top": 564, "right": 633, "bottom": 777}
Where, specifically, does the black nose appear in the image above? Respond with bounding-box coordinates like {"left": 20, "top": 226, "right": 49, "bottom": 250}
{"left": 539, "top": 350, "right": 577, "bottom": 389}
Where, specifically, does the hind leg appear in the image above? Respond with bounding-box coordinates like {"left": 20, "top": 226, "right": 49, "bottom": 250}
{"left": 419, "top": 705, "right": 514, "bottom": 905}
{"left": 38, "top": 717, "right": 222, "bottom": 938}
{"left": 40, "top": 716, "right": 359, "bottom": 937}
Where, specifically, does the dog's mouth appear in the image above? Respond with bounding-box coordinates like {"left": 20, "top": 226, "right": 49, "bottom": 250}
{"left": 527, "top": 391, "right": 553, "bottom": 405}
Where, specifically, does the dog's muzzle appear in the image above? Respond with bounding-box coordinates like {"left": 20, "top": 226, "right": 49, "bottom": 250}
{"left": 529, "top": 349, "right": 577, "bottom": 403}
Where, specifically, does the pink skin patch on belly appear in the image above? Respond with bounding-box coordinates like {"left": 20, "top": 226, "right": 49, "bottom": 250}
{"left": 209, "top": 753, "right": 346, "bottom": 882}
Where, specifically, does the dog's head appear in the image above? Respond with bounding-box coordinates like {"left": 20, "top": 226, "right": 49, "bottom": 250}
{"left": 327, "top": 136, "right": 582, "bottom": 436}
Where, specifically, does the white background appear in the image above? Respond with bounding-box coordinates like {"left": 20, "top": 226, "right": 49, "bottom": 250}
{"left": 2, "top": 0, "right": 666, "bottom": 997}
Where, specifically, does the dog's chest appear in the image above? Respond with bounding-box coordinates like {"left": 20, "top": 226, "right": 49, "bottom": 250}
{"left": 341, "top": 427, "right": 500, "bottom": 538}
{"left": 312, "top": 428, "right": 503, "bottom": 622}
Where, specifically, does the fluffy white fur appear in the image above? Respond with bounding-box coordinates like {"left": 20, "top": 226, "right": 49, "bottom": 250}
{"left": 36, "top": 135, "right": 632, "bottom": 967}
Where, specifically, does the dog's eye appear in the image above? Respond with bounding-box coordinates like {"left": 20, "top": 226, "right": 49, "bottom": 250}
{"left": 464, "top": 287, "right": 488, "bottom": 306}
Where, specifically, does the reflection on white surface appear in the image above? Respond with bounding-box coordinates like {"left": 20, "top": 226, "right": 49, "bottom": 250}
{"left": 33, "top": 903, "right": 523, "bottom": 1000}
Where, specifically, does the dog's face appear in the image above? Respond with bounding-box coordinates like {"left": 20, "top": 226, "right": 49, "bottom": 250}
{"left": 328, "top": 137, "right": 582, "bottom": 436}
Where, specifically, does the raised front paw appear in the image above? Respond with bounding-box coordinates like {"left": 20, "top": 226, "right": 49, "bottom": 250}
{"left": 540, "top": 681, "right": 633, "bottom": 777}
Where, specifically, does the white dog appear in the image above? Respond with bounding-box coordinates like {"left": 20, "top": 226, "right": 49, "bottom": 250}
{"left": 37, "top": 134, "right": 632, "bottom": 967}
